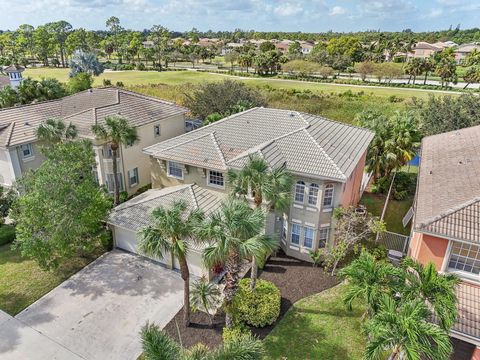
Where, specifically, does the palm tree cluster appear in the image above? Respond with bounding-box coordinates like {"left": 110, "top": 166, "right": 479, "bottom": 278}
{"left": 141, "top": 322, "right": 264, "bottom": 360}
{"left": 356, "top": 110, "right": 421, "bottom": 181}
{"left": 340, "top": 250, "right": 459, "bottom": 360}
{"left": 137, "top": 156, "right": 292, "bottom": 331}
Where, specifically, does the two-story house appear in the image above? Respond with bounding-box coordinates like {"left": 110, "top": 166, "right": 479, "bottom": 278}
{"left": 0, "top": 87, "right": 187, "bottom": 195}
{"left": 407, "top": 125, "right": 480, "bottom": 359}
{"left": 107, "top": 107, "right": 373, "bottom": 276}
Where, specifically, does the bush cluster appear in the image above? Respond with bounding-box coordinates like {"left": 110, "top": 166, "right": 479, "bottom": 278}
{"left": 233, "top": 278, "right": 281, "bottom": 327}
{"left": 0, "top": 225, "right": 16, "bottom": 246}
{"left": 222, "top": 324, "right": 251, "bottom": 344}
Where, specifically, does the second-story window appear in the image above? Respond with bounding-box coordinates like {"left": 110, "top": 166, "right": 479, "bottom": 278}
{"left": 303, "top": 227, "right": 315, "bottom": 248}
{"left": 128, "top": 168, "right": 139, "bottom": 187}
{"left": 448, "top": 242, "right": 480, "bottom": 275}
{"left": 20, "top": 143, "right": 33, "bottom": 159}
{"left": 308, "top": 183, "right": 319, "bottom": 205}
{"left": 167, "top": 161, "right": 183, "bottom": 179}
{"left": 323, "top": 184, "right": 334, "bottom": 208}
{"left": 208, "top": 170, "right": 224, "bottom": 188}
{"left": 294, "top": 181, "right": 305, "bottom": 203}
{"left": 154, "top": 124, "right": 161, "bottom": 137}
{"left": 319, "top": 228, "right": 329, "bottom": 248}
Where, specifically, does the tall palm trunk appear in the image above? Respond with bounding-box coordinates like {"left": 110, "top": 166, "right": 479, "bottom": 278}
{"left": 111, "top": 143, "right": 120, "bottom": 206}
{"left": 178, "top": 254, "right": 190, "bottom": 326}
{"left": 250, "top": 193, "right": 263, "bottom": 289}
{"left": 224, "top": 250, "right": 240, "bottom": 328}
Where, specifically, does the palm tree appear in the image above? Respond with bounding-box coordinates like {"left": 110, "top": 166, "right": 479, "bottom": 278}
{"left": 195, "top": 198, "right": 278, "bottom": 328}
{"left": 422, "top": 57, "right": 435, "bottom": 85}
{"left": 141, "top": 322, "right": 265, "bottom": 360}
{"left": 139, "top": 200, "right": 204, "bottom": 327}
{"left": 401, "top": 258, "right": 459, "bottom": 330}
{"left": 228, "top": 156, "right": 293, "bottom": 289}
{"left": 363, "top": 295, "right": 453, "bottom": 360}
{"left": 403, "top": 57, "right": 423, "bottom": 84}
{"left": 36, "top": 118, "right": 77, "bottom": 144}
{"left": 190, "top": 276, "right": 221, "bottom": 326}
{"left": 91, "top": 115, "right": 138, "bottom": 205}
{"left": 339, "top": 250, "right": 402, "bottom": 319}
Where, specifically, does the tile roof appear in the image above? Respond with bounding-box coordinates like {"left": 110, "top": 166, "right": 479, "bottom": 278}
{"left": 0, "top": 87, "right": 187, "bottom": 147}
{"left": 0, "top": 76, "right": 9, "bottom": 89}
{"left": 414, "top": 125, "right": 480, "bottom": 243}
{"left": 107, "top": 184, "right": 224, "bottom": 232}
{"left": 453, "top": 282, "right": 480, "bottom": 341}
{"left": 144, "top": 107, "right": 374, "bottom": 181}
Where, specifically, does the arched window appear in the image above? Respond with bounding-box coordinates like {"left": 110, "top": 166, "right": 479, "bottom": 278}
{"left": 294, "top": 181, "right": 305, "bottom": 203}
{"left": 308, "top": 183, "right": 319, "bottom": 205}
{"left": 323, "top": 184, "right": 334, "bottom": 208}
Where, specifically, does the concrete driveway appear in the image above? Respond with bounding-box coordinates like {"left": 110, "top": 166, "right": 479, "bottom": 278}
{"left": 3, "top": 250, "right": 183, "bottom": 360}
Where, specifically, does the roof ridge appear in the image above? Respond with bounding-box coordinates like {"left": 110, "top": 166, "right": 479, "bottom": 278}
{"left": 117, "top": 88, "right": 184, "bottom": 108}
{"left": 113, "top": 185, "right": 192, "bottom": 212}
{"left": 303, "top": 128, "right": 346, "bottom": 179}
{"left": 419, "top": 197, "right": 480, "bottom": 229}
{"left": 210, "top": 132, "right": 227, "bottom": 167}
{"left": 5, "top": 121, "right": 15, "bottom": 147}
{"left": 188, "top": 184, "right": 200, "bottom": 209}
{"left": 301, "top": 111, "right": 374, "bottom": 134}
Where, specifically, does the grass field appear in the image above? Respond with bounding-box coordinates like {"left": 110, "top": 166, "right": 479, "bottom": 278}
{"left": 0, "top": 243, "right": 103, "bottom": 315}
{"left": 264, "top": 283, "right": 365, "bottom": 360}
{"left": 24, "top": 67, "right": 458, "bottom": 100}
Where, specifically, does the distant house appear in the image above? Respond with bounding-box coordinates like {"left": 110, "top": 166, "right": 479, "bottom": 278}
{"left": 0, "top": 75, "right": 9, "bottom": 89}
{"left": 142, "top": 40, "right": 154, "bottom": 49}
{"left": 299, "top": 41, "right": 314, "bottom": 55}
{"left": 221, "top": 42, "right": 244, "bottom": 55}
{"left": 408, "top": 125, "right": 480, "bottom": 358}
{"left": 1, "top": 65, "right": 25, "bottom": 89}
{"left": 0, "top": 88, "right": 187, "bottom": 195}
{"left": 455, "top": 43, "right": 480, "bottom": 64}
{"left": 275, "top": 40, "right": 293, "bottom": 53}
{"left": 411, "top": 42, "right": 443, "bottom": 59}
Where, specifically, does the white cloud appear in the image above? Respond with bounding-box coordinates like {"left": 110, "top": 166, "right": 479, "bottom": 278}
{"left": 273, "top": 2, "right": 303, "bottom": 16}
{"left": 329, "top": 6, "right": 346, "bottom": 15}
{"left": 427, "top": 8, "right": 443, "bottom": 18}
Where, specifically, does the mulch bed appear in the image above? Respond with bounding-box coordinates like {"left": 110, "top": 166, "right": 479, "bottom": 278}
{"left": 163, "top": 250, "right": 339, "bottom": 349}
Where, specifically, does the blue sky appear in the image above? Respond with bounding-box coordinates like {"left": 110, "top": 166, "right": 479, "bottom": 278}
{"left": 0, "top": 0, "right": 478, "bottom": 32}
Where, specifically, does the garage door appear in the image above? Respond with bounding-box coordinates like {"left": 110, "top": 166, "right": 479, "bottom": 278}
{"left": 113, "top": 226, "right": 206, "bottom": 277}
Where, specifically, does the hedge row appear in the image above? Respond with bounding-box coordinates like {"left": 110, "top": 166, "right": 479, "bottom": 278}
{"left": 0, "top": 225, "right": 15, "bottom": 246}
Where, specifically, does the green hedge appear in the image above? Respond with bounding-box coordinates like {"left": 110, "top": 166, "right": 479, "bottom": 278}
{"left": 0, "top": 225, "right": 15, "bottom": 246}
{"left": 233, "top": 278, "right": 281, "bottom": 327}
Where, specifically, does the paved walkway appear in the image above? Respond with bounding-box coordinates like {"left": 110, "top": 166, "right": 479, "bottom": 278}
{"left": 1, "top": 250, "right": 184, "bottom": 360}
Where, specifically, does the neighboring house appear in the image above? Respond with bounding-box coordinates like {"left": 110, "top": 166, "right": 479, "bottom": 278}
{"left": 142, "top": 40, "right": 154, "bottom": 49}
{"left": 1, "top": 65, "right": 24, "bottom": 89}
{"left": 221, "top": 42, "right": 244, "bottom": 55}
{"left": 408, "top": 125, "right": 480, "bottom": 358}
{"left": 455, "top": 43, "right": 480, "bottom": 64}
{"left": 109, "top": 107, "right": 373, "bottom": 265}
{"left": 275, "top": 40, "right": 293, "bottom": 53}
{"left": 0, "top": 87, "right": 187, "bottom": 195}
{"left": 411, "top": 42, "right": 443, "bottom": 59}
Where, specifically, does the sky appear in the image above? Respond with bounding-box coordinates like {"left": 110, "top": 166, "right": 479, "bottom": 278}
{"left": 0, "top": 0, "right": 478, "bottom": 32}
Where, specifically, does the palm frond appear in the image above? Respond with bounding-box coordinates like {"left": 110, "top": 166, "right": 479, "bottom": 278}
{"left": 140, "top": 322, "right": 181, "bottom": 360}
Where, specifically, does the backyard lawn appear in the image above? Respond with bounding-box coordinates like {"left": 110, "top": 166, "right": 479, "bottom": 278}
{"left": 263, "top": 283, "right": 366, "bottom": 360}
{"left": 0, "top": 243, "right": 103, "bottom": 315}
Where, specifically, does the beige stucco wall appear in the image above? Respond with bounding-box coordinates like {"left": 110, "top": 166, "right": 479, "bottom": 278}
{"left": 16, "top": 141, "right": 47, "bottom": 174}
{"left": 341, "top": 150, "right": 367, "bottom": 206}
{"left": 0, "top": 148, "right": 13, "bottom": 186}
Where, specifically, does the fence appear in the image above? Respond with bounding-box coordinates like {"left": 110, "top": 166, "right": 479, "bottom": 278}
{"left": 377, "top": 231, "right": 410, "bottom": 254}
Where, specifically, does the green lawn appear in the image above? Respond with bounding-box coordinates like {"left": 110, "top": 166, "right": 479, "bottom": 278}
{"left": 24, "top": 67, "right": 457, "bottom": 100}
{"left": 264, "top": 283, "right": 366, "bottom": 360}
{"left": 360, "top": 192, "right": 413, "bottom": 235}
{"left": 0, "top": 243, "right": 103, "bottom": 315}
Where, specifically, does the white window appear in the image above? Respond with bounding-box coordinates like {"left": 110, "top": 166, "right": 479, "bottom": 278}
{"left": 319, "top": 228, "right": 329, "bottom": 248}
{"left": 106, "top": 173, "right": 124, "bottom": 193}
{"left": 291, "top": 223, "right": 301, "bottom": 245}
{"left": 208, "top": 170, "right": 224, "bottom": 188}
{"left": 21, "top": 143, "right": 33, "bottom": 159}
{"left": 104, "top": 144, "right": 119, "bottom": 159}
{"left": 304, "top": 227, "right": 315, "bottom": 248}
{"left": 323, "top": 184, "right": 334, "bottom": 207}
{"left": 154, "top": 124, "right": 161, "bottom": 137}
{"left": 294, "top": 181, "right": 305, "bottom": 203}
{"left": 308, "top": 183, "right": 319, "bottom": 206}
{"left": 167, "top": 161, "right": 183, "bottom": 179}
{"left": 92, "top": 167, "right": 99, "bottom": 184}
{"left": 128, "top": 168, "right": 139, "bottom": 187}
{"left": 282, "top": 219, "right": 288, "bottom": 241}
{"left": 448, "top": 242, "right": 480, "bottom": 275}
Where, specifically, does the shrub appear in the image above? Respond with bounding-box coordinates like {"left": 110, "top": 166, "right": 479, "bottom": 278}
{"left": 222, "top": 324, "right": 251, "bottom": 344}
{"left": 136, "top": 62, "right": 146, "bottom": 71}
{"left": 116, "top": 81, "right": 125, "bottom": 88}
{"left": 233, "top": 278, "right": 281, "bottom": 327}
{"left": 103, "top": 79, "right": 112, "bottom": 86}
{"left": 68, "top": 73, "right": 93, "bottom": 93}
{"left": 119, "top": 191, "right": 129, "bottom": 203}
{"left": 0, "top": 225, "right": 15, "bottom": 246}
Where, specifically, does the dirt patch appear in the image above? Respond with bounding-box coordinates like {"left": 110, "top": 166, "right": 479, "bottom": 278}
{"left": 163, "top": 250, "right": 339, "bottom": 349}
